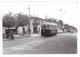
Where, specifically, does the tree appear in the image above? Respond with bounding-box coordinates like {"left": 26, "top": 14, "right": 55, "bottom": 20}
{"left": 3, "top": 12, "right": 16, "bottom": 28}
{"left": 16, "top": 13, "right": 29, "bottom": 27}
{"left": 16, "top": 13, "right": 30, "bottom": 35}
{"left": 63, "top": 24, "right": 71, "bottom": 32}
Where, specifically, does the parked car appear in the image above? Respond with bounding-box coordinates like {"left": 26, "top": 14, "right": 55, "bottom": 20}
{"left": 57, "top": 29, "right": 63, "bottom": 33}
{"left": 70, "top": 31, "right": 74, "bottom": 33}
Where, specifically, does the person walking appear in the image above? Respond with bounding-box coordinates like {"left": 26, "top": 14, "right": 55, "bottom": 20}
{"left": 9, "top": 30, "right": 14, "bottom": 40}
{"left": 6, "top": 29, "right": 9, "bottom": 38}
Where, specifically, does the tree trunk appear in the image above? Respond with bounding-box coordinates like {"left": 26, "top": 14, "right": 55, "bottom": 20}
{"left": 15, "top": 27, "right": 18, "bottom": 34}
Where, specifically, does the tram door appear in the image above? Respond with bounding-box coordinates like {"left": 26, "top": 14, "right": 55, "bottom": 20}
{"left": 33, "top": 27, "right": 37, "bottom": 33}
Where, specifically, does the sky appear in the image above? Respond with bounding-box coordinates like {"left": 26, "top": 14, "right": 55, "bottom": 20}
{"left": 2, "top": 0, "right": 78, "bottom": 28}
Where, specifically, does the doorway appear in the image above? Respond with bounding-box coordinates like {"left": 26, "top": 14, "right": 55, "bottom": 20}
{"left": 33, "top": 27, "right": 37, "bottom": 33}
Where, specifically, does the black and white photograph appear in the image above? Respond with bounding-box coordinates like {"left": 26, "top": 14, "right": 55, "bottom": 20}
{"left": 2, "top": 0, "right": 78, "bottom": 55}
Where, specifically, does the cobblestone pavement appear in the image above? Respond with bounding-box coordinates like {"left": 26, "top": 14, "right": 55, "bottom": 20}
{"left": 3, "top": 33, "right": 77, "bottom": 54}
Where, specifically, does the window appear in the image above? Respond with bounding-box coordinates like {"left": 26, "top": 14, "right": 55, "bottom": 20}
{"left": 41, "top": 25, "right": 49, "bottom": 30}
{"left": 45, "top": 25, "right": 49, "bottom": 29}
{"left": 41, "top": 25, "right": 45, "bottom": 30}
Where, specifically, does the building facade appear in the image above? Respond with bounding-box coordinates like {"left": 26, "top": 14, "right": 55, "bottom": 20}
{"left": 30, "top": 17, "right": 45, "bottom": 34}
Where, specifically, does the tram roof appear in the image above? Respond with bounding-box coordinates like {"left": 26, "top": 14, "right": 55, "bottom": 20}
{"left": 42, "top": 22, "right": 57, "bottom": 26}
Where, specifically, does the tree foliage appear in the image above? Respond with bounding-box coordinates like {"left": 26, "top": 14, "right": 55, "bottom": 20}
{"left": 3, "top": 12, "right": 30, "bottom": 28}
{"left": 3, "top": 12, "right": 16, "bottom": 28}
{"left": 16, "top": 13, "right": 29, "bottom": 27}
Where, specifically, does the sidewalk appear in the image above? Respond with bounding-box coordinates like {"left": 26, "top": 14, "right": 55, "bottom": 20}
{"left": 30, "top": 33, "right": 41, "bottom": 37}
{"left": 3, "top": 33, "right": 41, "bottom": 41}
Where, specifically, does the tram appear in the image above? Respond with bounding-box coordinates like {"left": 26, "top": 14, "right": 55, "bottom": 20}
{"left": 41, "top": 22, "right": 57, "bottom": 36}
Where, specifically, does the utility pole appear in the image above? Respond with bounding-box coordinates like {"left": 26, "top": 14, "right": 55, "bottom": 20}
{"left": 37, "top": 9, "right": 38, "bottom": 17}
{"left": 28, "top": 5, "right": 30, "bottom": 35}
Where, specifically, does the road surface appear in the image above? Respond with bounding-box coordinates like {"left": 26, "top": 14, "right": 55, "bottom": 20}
{"left": 3, "top": 33, "right": 77, "bottom": 54}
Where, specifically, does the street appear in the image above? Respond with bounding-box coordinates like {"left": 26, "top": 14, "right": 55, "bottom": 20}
{"left": 3, "top": 33, "right": 77, "bottom": 54}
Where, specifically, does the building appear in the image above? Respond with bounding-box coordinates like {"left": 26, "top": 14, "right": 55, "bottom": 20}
{"left": 17, "top": 17, "right": 45, "bottom": 34}
{"left": 45, "top": 18, "right": 64, "bottom": 31}
{"left": 30, "top": 17, "right": 45, "bottom": 34}
{"left": 63, "top": 24, "right": 77, "bottom": 33}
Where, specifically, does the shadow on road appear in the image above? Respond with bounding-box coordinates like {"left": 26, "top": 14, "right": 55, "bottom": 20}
{"left": 41, "top": 34, "right": 57, "bottom": 38}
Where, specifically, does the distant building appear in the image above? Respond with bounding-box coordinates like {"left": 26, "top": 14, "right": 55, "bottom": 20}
{"left": 45, "top": 18, "right": 64, "bottom": 30}
{"left": 70, "top": 26, "right": 77, "bottom": 33}
{"left": 63, "top": 24, "right": 77, "bottom": 33}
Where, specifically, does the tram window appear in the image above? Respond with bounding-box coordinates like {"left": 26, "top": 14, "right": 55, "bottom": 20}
{"left": 47, "top": 25, "right": 49, "bottom": 29}
{"left": 53, "top": 26, "right": 55, "bottom": 29}
{"left": 42, "top": 25, "right": 49, "bottom": 29}
{"left": 52, "top": 25, "right": 53, "bottom": 29}
{"left": 49, "top": 25, "right": 50, "bottom": 29}
{"left": 49, "top": 25, "right": 52, "bottom": 29}
{"left": 51, "top": 26, "right": 53, "bottom": 29}
{"left": 53, "top": 26, "right": 57, "bottom": 29}
{"left": 45, "top": 25, "right": 48, "bottom": 29}
{"left": 41, "top": 25, "right": 57, "bottom": 30}
{"left": 52, "top": 26, "right": 56, "bottom": 29}
{"left": 41, "top": 26, "right": 45, "bottom": 30}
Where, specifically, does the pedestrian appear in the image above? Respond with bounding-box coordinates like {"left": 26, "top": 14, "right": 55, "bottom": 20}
{"left": 9, "top": 30, "right": 14, "bottom": 40}
{"left": 27, "top": 27, "right": 31, "bottom": 35}
{"left": 38, "top": 27, "right": 40, "bottom": 34}
{"left": 6, "top": 29, "right": 9, "bottom": 38}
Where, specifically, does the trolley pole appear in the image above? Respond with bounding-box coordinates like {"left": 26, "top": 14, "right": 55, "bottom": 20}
{"left": 28, "top": 5, "right": 30, "bottom": 35}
